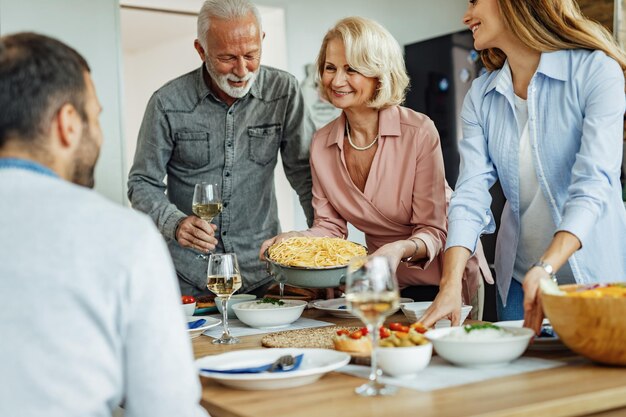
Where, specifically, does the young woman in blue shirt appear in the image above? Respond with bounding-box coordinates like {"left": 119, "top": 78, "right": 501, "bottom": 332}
{"left": 421, "top": 0, "right": 626, "bottom": 333}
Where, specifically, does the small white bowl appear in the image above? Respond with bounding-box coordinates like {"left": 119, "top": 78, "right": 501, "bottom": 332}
{"left": 425, "top": 326, "right": 534, "bottom": 367}
{"left": 377, "top": 343, "right": 432, "bottom": 377}
{"left": 232, "top": 300, "right": 307, "bottom": 329}
{"left": 400, "top": 301, "right": 472, "bottom": 327}
{"left": 182, "top": 301, "right": 196, "bottom": 317}
{"left": 215, "top": 294, "right": 257, "bottom": 319}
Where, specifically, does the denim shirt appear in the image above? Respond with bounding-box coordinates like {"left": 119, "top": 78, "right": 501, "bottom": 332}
{"left": 128, "top": 65, "right": 315, "bottom": 293}
{"left": 447, "top": 49, "right": 626, "bottom": 303}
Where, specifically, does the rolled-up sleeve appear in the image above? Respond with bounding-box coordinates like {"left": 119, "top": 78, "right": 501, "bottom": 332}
{"left": 127, "top": 93, "right": 186, "bottom": 240}
{"left": 558, "top": 52, "right": 625, "bottom": 247}
{"left": 405, "top": 119, "right": 447, "bottom": 270}
{"left": 446, "top": 86, "right": 498, "bottom": 253}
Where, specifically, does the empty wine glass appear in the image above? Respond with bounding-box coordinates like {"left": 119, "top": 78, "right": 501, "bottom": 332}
{"left": 207, "top": 253, "right": 242, "bottom": 344}
{"left": 345, "top": 255, "right": 400, "bottom": 396}
{"left": 192, "top": 183, "right": 222, "bottom": 260}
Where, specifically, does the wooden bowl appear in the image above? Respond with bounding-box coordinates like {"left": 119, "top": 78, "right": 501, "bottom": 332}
{"left": 541, "top": 284, "right": 626, "bottom": 366}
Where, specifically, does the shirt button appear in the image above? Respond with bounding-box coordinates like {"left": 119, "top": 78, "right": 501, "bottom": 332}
{"left": 227, "top": 142, "right": 232, "bottom": 147}
{"left": 223, "top": 231, "right": 228, "bottom": 236}
{"left": 225, "top": 172, "right": 230, "bottom": 177}
{"left": 223, "top": 202, "right": 228, "bottom": 208}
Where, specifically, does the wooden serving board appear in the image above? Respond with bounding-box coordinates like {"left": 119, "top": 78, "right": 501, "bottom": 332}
{"left": 261, "top": 326, "right": 370, "bottom": 365}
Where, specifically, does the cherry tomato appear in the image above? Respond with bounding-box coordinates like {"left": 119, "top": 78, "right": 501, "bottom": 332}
{"left": 379, "top": 327, "right": 391, "bottom": 339}
{"left": 336, "top": 329, "right": 350, "bottom": 336}
{"left": 399, "top": 325, "right": 410, "bottom": 333}
{"left": 360, "top": 327, "right": 369, "bottom": 336}
{"left": 349, "top": 330, "right": 363, "bottom": 339}
{"left": 181, "top": 295, "right": 196, "bottom": 304}
{"left": 410, "top": 322, "right": 428, "bottom": 334}
{"left": 388, "top": 322, "right": 404, "bottom": 331}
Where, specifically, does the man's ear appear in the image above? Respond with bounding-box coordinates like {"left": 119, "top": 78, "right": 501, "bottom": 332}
{"left": 194, "top": 39, "right": 206, "bottom": 61}
{"left": 55, "top": 103, "right": 82, "bottom": 150}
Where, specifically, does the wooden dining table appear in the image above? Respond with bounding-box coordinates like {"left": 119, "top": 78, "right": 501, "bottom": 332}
{"left": 192, "top": 308, "right": 626, "bottom": 417}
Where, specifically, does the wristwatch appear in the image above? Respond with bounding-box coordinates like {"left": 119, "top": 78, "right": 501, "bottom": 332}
{"left": 530, "top": 261, "right": 558, "bottom": 283}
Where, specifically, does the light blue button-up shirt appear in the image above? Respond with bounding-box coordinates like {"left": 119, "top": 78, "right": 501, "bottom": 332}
{"left": 447, "top": 49, "right": 626, "bottom": 303}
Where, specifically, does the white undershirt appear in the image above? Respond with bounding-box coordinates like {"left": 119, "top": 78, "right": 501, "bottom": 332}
{"left": 512, "top": 95, "right": 574, "bottom": 284}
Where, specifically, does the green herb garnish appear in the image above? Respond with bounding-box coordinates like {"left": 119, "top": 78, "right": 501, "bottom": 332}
{"left": 257, "top": 297, "right": 285, "bottom": 306}
{"left": 463, "top": 323, "right": 502, "bottom": 333}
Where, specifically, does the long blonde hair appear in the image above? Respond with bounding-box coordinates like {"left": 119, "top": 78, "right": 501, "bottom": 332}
{"left": 482, "top": 0, "right": 626, "bottom": 76}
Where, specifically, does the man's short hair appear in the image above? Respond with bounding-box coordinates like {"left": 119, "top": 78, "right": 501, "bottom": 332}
{"left": 315, "top": 17, "right": 410, "bottom": 110}
{"left": 0, "top": 32, "right": 91, "bottom": 148}
{"left": 196, "top": 0, "right": 262, "bottom": 50}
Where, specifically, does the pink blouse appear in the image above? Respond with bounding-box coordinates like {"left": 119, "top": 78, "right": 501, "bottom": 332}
{"left": 305, "top": 106, "right": 493, "bottom": 301}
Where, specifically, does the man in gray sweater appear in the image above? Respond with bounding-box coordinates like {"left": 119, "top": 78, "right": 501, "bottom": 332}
{"left": 0, "top": 32, "right": 208, "bottom": 417}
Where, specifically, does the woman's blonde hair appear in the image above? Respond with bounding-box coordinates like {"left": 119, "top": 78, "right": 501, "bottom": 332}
{"left": 315, "top": 16, "right": 409, "bottom": 109}
{"left": 482, "top": 0, "right": 626, "bottom": 75}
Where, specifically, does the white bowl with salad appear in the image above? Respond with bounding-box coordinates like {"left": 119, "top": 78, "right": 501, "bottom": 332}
{"left": 232, "top": 298, "right": 307, "bottom": 329}
{"left": 425, "top": 323, "right": 534, "bottom": 367}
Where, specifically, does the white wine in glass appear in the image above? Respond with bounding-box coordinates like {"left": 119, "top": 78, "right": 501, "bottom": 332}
{"left": 207, "top": 253, "right": 242, "bottom": 344}
{"left": 345, "top": 255, "right": 400, "bottom": 397}
{"left": 192, "top": 183, "right": 222, "bottom": 259}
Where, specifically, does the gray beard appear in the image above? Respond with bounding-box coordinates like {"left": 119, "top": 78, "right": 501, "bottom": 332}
{"left": 204, "top": 61, "right": 258, "bottom": 99}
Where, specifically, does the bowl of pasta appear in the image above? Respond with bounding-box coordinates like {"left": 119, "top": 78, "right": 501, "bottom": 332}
{"left": 541, "top": 282, "right": 626, "bottom": 365}
{"left": 265, "top": 237, "right": 367, "bottom": 288}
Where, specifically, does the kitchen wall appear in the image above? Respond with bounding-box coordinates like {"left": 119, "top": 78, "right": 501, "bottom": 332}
{"left": 0, "top": 0, "right": 127, "bottom": 205}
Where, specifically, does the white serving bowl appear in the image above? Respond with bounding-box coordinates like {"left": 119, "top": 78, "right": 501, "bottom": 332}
{"left": 215, "top": 294, "right": 257, "bottom": 319}
{"left": 425, "top": 326, "right": 534, "bottom": 367}
{"left": 182, "top": 301, "right": 196, "bottom": 317}
{"left": 232, "top": 300, "right": 307, "bottom": 329}
{"left": 400, "top": 301, "right": 472, "bottom": 327}
{"left": 377, "top": 342, "right": 433, "bottom": 377}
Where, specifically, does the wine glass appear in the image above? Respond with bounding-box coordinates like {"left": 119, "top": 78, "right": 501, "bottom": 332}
{"left": 345, "top": 255, "right": 400, "bottom": 396}
{"left": 192, "top": 183, "right": 222, "bottom": 260}
{"left": 207, "top": 253, "right": 243, "bottom": 344}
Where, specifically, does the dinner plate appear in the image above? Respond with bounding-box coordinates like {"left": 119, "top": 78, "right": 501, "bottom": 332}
{"left": 494, "top": 320, "right": 569, "bottom": 351}
{"left": 196, "top": 348, "right": 350, "bottom": 390}
{"left": 312, "top": 297, "right": 414, "bottom": 318}
{"left": 187, "top": 316, "right": 221, "bottom": 339}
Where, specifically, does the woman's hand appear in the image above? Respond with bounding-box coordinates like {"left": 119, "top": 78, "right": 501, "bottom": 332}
{"left": 371, "top": 241, "right": 406, "bottom": 271}
{"left": 522, "top": 268, "right": 546, "bottom": 335}
{"left": 419, "top": 281, "right": 463, "bottom": 327}
{"left": 259, "top": 231, "right": 305, "bottom": 260}
{"left": 419, "top": 246, "right": 470, "bottom": 327}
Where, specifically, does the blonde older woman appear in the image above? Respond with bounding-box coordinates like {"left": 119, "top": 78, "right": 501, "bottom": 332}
{"left": 261, "top": 17, "right": 491, "bottom": 308}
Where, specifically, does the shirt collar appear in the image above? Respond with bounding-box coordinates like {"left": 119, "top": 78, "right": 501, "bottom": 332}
{"left": 0, "top": 157, "right": 58, "bottom": 178}
{"left": 484, "top": 50, "right": 569, "bottom": 97}
{"left": 326, "top": 106, "right": 402, "bottom": 148}
{"left": 196, "top": 65, "right": 263, "bottom": 103}
{"left": 535, "top": 50, "right": 568, "bottom": 81}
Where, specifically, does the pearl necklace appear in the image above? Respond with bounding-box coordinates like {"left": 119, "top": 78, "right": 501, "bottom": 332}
{"left": 346, "top": 120, "right": 379, "bottom": 151}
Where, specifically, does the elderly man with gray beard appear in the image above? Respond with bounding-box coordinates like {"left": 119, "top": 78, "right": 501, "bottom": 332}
{"left": 128, "top": 0, "right": 315, "bottom": 298}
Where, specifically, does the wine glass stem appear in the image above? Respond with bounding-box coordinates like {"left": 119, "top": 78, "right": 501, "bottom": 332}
{"left": 279, "top": 282, "right": 284, "bottom": 297}
{"left": 220, "top": 296, "right": 231, "bottom": 337}
{"left": 368, "top": 322, "right": 381, "bottom": 384}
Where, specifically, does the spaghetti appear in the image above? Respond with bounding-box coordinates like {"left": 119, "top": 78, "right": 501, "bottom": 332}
{"left": 267, "top": 237, "right": 366, "bottom": 268}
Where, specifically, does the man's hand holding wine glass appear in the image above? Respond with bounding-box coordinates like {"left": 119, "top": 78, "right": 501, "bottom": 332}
{"left": 175, "top": 216, "right": 218, "bottom": 253}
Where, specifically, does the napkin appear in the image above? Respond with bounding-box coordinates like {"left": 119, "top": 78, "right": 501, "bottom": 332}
{"left": 200, "top": 354, "right": 304, "bottom": 374}
{"left": 188, "top": 319, "right": 207, "bottom": 330}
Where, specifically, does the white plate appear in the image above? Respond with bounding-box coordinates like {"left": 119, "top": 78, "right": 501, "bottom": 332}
{"left": 196, "top": 348, "right": 350, "bottom": 390}
{"left": 312, "top": 297, "right": 414, "bottom": 318}
{"left": 494, "top": 320, "right": 568, "bottom": 351}
{"left": 187, "top": 316, "right": 221, "bottom": 339}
